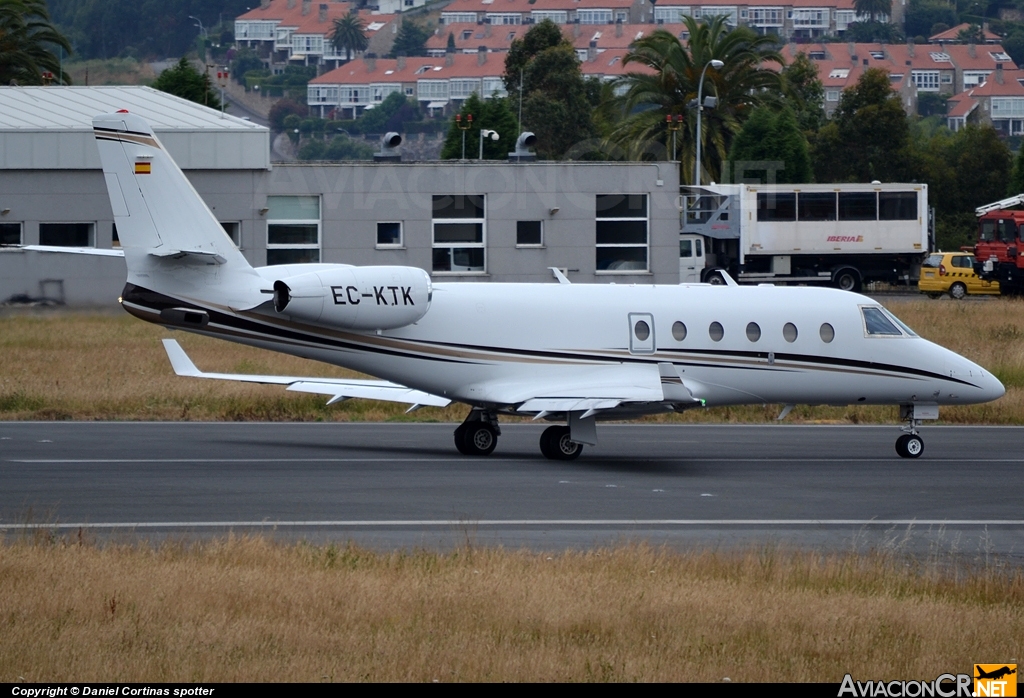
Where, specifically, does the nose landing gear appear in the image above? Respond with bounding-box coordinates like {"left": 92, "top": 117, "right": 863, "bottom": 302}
{"left": 895, "top": 404, "right": 932, "bottom": 458}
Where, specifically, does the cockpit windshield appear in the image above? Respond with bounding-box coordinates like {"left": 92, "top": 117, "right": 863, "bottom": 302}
{"left": 862, "top": 306, "right": 918, "bottom": 337}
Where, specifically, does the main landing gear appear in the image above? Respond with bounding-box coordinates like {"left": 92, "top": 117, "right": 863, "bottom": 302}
{"left": 452, "top": 410, "right": 585, "bottom": 460}
{"left": 895, "top": 405, "right": 926, "bottom": 458}
{"left": 454, "top": 409, "right": 500, "bottom": 456}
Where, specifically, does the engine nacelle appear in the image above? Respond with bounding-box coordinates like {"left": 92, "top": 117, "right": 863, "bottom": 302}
{"left": 273, "top": 266, "right": 431, "bottom": 331}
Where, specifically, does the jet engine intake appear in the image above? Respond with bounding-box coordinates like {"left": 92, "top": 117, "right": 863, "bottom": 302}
{"left": 272, "top": 266, "right": 431, "bottom": 330}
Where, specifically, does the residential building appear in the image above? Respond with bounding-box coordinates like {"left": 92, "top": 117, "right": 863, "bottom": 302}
{"left": 947, "top": 66, "right": 1024, "bottom": 136}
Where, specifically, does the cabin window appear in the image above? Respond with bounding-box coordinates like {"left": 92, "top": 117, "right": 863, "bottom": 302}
{"left": 595, "top": 194, "right": 648, "bottom": 273}
{"left": 838, "top": 193, "right": 876, "bottom": 221}
{"left": 745, "top": 322, "right": 761, "bottom": 342}
{"left": 797, "top": 193, "right": 836, "bottom": 222}
{"left": 783, "top": 322, "right": 798, "bottom": 342}
{"left": 878, "top": 192, "right": 917, "bottom": 220}
{"left": 634, "top": 320, "right": 650, "bottom": 341}
{"left": 672, "top": 321, "right": 687, "bottom": 341}
{"left": 39, "top": 223, "right": 94, "bottom": 247}
{"left": 377, "top": 221, "right": 403, "bottom": 247}
{"left": 709, "top": 321, "right": 724, "bottom": 342}
{"left": 0, "top": 222, "right": 22, "bottom": 245}
{"left": 267, "top": 196, "right": 320, "bottom": 265}
{"left": 756, "top": 193, "right": 795, "bottom": 221}
{"left": 516, "top": 221, "right": 543, "bottom": 247}
{"left": 432, "top": 195, "right": 485, "bottom": 273}
{"left": 820, "top": 323, "right": 835, "bottom": 343}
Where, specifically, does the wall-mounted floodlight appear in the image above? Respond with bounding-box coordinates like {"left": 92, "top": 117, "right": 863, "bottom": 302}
{"left": 509, "top": 131, "right": 537, "bottom": 162}
{"left": 374, "top": 132, "right": 402, "bottom": 163}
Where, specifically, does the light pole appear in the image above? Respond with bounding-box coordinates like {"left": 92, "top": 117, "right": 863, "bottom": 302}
{"left": 455, "top": 113, "right": 472, "bottom": 160}
{"left": 694, "top": 58, "right": 723, "bottom": 186}
{"left": 665, "top": 113, "right": 682, "bottom": 162}
{"left": 479, "top": 129, "right": 499, "bottom": 160}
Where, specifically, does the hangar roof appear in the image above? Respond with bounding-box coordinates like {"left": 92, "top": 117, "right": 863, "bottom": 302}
{"left": 0, "top": 86, "right": 270, "bottom": 170}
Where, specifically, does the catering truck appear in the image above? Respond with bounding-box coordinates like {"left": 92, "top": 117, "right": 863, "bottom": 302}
{"left": 680, "top": 183, "right": 931, "bottom": 292}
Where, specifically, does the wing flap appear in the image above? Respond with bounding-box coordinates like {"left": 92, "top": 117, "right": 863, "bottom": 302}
{"left": 14, "top": 245, "right": 125, "bottom": 257}
{"left": 162, "top": 339, "right": 450, "bottom": 407}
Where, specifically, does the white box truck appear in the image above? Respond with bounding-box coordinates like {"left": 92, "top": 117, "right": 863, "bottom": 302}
{"left": 680, "top": 183, "right": 931, "bottom": 292}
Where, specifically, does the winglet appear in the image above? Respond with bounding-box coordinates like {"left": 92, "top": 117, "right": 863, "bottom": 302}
{"left": 162, "top": 338, "right": 202, "bottom": 377}
{"left": 549, "top": 267, "right": 571, "bottom": 284}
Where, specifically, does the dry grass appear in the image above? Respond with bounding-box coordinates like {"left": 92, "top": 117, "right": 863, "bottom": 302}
{"left": 0, "top": 537, "right": 1020, "bottom": 682}
{"left": 0, "top": 298, "right": 1022, "bottom": 423}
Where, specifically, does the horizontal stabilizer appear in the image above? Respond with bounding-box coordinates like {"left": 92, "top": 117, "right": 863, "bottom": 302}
{"left": 14, "top": 245, "right": 125, "bottom": 258}
{"left": 162, "top": 339, "right": 450, "bottom": 408}
{"left": 148, "top": 248, "right": 227, "bottom": 264}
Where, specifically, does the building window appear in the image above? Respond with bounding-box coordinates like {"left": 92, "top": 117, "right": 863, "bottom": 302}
{"left": 220, "top": 222, "right": 241, "bottom": 248}
{"left": 578, "top": 9, "right": 613, "bottom": 24}
{"left": 0, "top": 222, "right": 21, "bottom": 245}
{"left": 912, "top": 70, "right": 940, "bottom": 92}
{"left": 39, "top": 223, "right": 94, "bottom": 247}
{"left": 596, "top": 194, "right": 648, "bottom": 272}
{"left": 516, "top": 221, "right": 543, "bottom": 246}
{"left": 826, "top": 90, "right": 840, "bottom": 102}
{"left": 964, "top": 71, "right": 990, "bottom": 87}
{"left": 654, "top": 6, "right": 689, "bottom": 23}
{"left": 532, "top": 10, "right": 568, "bottom": 23}
{"left": 432, "top": 195, "right": 485, "bottom": 273}
{"left": 266, "top": 195, "right": 320, "bottom": 265}
{"left": 377, "top": 221, "right": 403, "bottom": 247}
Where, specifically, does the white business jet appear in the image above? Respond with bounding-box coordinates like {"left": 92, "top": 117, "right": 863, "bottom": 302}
{"left": 84, "top": 112, "right": 1003, "bottom": 460}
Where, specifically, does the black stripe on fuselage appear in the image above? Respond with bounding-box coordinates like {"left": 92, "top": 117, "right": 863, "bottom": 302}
{"left": 122, "top": 284, "right": 980, "bottom": 389}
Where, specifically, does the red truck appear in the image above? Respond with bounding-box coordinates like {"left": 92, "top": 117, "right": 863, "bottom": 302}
{"left": 974, "top": 195, "right": 1024, "bottom": 294}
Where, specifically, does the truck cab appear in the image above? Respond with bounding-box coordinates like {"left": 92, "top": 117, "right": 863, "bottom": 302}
{"left": 975, "top": 209, "right": 1024, "bottom": 294}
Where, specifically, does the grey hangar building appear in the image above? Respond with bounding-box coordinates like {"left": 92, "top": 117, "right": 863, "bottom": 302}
{"left": 0, "top": 86, "right": 682, "bottom": 307}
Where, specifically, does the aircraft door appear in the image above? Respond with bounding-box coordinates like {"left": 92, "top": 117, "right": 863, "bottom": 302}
{"left": 629, "top": 312, "right": 655, "bottom": 354}
{"left": 679, "top": 234, "right": 704, "bottom": 283}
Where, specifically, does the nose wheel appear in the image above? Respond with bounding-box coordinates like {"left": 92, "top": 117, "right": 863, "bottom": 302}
{"left": 895, "top": 433, "right": 924, "bottom": 458}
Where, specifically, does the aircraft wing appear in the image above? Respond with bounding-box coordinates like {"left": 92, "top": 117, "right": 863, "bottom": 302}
{"left": 161, "top": 339, "right": 451, "bottom": 408}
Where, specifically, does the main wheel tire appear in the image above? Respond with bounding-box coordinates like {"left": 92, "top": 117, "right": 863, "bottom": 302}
{"left": 949, "top": 282, "right": 967, "bottom": 300}
{"left": 461, "top": 423, "right": 497, "bottom": 456}
{"left": 834, "top": 268, "right": 861, "bottom": 293}
{"left": 453, "top": 424, "right": 471, "bottom": 455}
{"left": 895, "top": 433, "right": 924, "bottom": 459}
{"left": 539, "top": 425, "right": 583, "bottom": 460}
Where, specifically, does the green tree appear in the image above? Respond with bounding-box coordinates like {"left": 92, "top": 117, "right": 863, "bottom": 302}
{"left": 729, "top": 106, "right": 811, "bottom": 184}
{"left": 502, "top": 20, "right": 598, "bottom": 160}
{"left": 331, "top": 11, "right": 368, "bottom": 61}
{"left": 904, "top": 0, "right": 958, "bottom": 40}
{"left": 388, "top": 19, "right": 429, "bottom": 58}
{"left": 1009, "top": 142, "right": 1024, "bottom": 197}
{"left": 812, "top": 68, "right": 913, "bottom": 183}
{"left": 323, "top": 134, "right": 374, "bottom": 160}
{"left": 854, "top": 0, "right": 892, "bottom": 22}
{"left": 151, "top": 56, "right": 221, "bottom": 109}
{"left": 230, "top": 46, "right": 263, "bottom": 86}
{"left": 446, "top": 32, "right": 456, "bottom": 52}
{"left": 356, "top": 91, "right": 416, "bottom": 133}
{"left": 606, "top": 15, "right": 784, "bottom": 183}
{"left": 0, "top": 0, "right": 72, "bottom": 85}
{"left": 781, "top": 52, "right": 825, "bottom": 133}
{"left": 441, "top": 93, "right": 520, "bottom": 160}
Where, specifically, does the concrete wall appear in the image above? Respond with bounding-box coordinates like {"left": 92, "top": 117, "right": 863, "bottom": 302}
{"left": 1, "top": 161, "right": 682, "bottom": 306}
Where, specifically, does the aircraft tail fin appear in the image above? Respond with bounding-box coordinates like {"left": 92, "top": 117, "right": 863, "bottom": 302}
{"left": 92, "top": 112, "right": 251, "bottom": 274}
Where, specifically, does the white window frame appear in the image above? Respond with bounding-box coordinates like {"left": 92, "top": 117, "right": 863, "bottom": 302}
{"left": 376, "top": 221, "right": 404, "bottom": 249}
{"left": 701, "top": 6, "right": 738, "bottom": 26}
{"left": 963, "top": 70, "right": 990, "bottom": 87}
{"left": 531, "top": 10, "right": 568, "bottom": 23}
{"left": 266, "top": 196, "right": 321, "bottom": 266}
{"left": 992, "top": 97, "right": 1024, "bottom": 118}
{"left": 432, "top": 195, "right": 486, "bottom": 275}
{"left": 912, "top": 70, "right": 940, "bottom": 92}
{"left": 0, "top": 221, "right": 23, "bottom": 246}
{"left": 442, "top": 12, "right": 478, "bottom": 23}
{"left": 826, "top": 90, "right": 840, "bottom": 102}
{"left": 578, "top": 9, "right": 613, "bottom": 24}
{"left": 39, "top": 222, "right": 95, "bottom": 247}
{"left": 418, "top": 80, "right": 449, "bottom": 101}
{"left": 516, "top": 220, "right": 544, "bottom": 248}
{"left": 654, "top": 6, "right": 689, "bottom": 23}
{"left": 450, "top": 78, "right": 482, "bottom": 99}
{"left": 791, "top": 9, "right": 828, "bottom": 27}
{"left": 595, "top": 194, "right": 649, "bottom": 274}
{"left": 486, "top": 13, "right": 521, "bottom": 25}
{"left": 749, "top": 7, "right": 783, "bottom": 26}
{"left": 482, "top": 77, "right": 507, "bottom": 97}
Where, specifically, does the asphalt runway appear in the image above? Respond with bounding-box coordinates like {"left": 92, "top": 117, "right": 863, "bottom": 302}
{"left": 1, "top": 422, "right": 1022, "bottom": 558}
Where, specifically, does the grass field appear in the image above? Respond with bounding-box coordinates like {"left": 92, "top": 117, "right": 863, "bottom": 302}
{"left": 1, "top": 537, "right": 1021, "bottom": 682}
{"left": 0, "top": 298, "right": 1021, "bottom": 423}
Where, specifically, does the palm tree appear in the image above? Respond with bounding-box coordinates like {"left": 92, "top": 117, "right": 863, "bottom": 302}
{"left": 605, "top": 15, "right": 783, "bottom": 184}
{"left": 853, "top": 0, "right": 891, "bottom": 23}
{"left": 0, "top": 0, "right": 72, "bottom": 85}
{"left": 331, "top": 11, "right": 368, "bottom": 62}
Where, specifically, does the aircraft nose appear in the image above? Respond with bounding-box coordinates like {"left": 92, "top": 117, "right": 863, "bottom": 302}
{"left": 981, "top": 370, "right": 1006, "bottom": 402}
